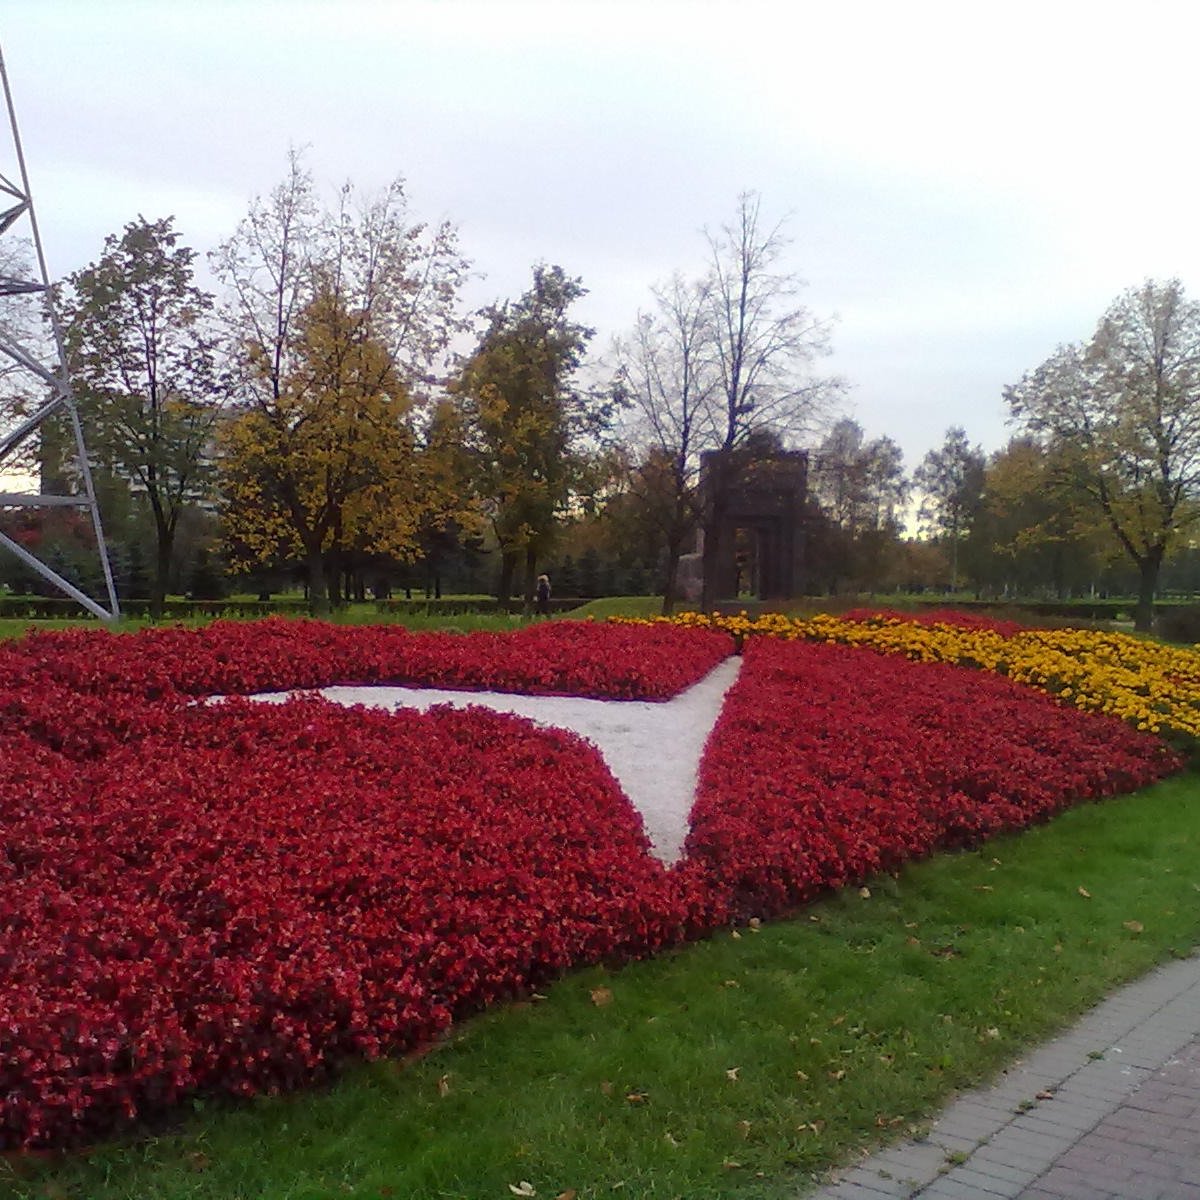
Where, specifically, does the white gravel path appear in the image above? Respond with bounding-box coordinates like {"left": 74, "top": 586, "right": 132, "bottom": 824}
{"left": 247, "top": 655, "right": 742, "bottom": 864}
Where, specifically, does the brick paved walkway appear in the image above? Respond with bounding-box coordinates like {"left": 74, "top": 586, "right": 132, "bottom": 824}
{"left": 805, "top": 954, "right": 1200, "bottom": 1199}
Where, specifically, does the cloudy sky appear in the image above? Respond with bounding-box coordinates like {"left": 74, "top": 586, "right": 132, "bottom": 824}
{"left": 4, "top": 0, "right": 1200, "bottom": 474}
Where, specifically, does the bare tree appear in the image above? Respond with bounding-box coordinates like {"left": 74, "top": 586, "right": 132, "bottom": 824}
{"left": 699, "top": 192, "right": 843, "bottom": 608}
{"left": 613, "top": 273, "right": 715, "bottom": 613}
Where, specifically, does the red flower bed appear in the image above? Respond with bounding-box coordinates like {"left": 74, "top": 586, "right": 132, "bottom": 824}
{"left": 0, "top": 619, "right": 1184, "bottom": 1150}
{"left": 0, "top": 618, "right": 733, "bottom": 706}
{"left": 685, "top": 638, "right": 1180, "bottom": 918}
{"left": 0, "top": 696, "right": 708, "bottom": 1150}
{"left": 843, "top": 607, "right": 1026, "bottom": 637}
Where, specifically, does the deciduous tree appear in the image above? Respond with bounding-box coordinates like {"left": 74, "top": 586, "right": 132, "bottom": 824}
{"left": 59, "top": 216, "right": 225, "bottom": 617}
{"left": 454, "top": 265, "right": 608, "bottom": 607}
{"left": 212, "top": 155, "right": 470, "bottom": 610}
{"left": 1006, "top": 279, "right": 1200, "bottom": 631}
{"left": 612, "top": 274, "right": 714, "bottom": 613}
{"left": 914, "top": 425, "right": 985, "bottom": 592}
{"left": 699, "top": 192, "right": 842, "bottom": 608}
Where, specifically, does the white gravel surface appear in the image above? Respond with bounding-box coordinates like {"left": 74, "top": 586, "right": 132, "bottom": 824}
{"left": 248, "top": 655, "right": 742, "bottom": 864}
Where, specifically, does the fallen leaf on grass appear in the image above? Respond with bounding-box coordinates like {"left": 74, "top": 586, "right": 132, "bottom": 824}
{"left": 795, "top": 1069, "right": 809, "bottom": 1081}
{"left": 437, "top": 1074, "right": 451, "bottom": 1097}
{"left": 725, "top": 1067, "right": 740, "bottom": 1081}
{"left": 1078, "top": 886, "right": 1091, "bottom": 899}
{"left": 509, "top": 1183, "right": 536, "bottom": 1197}
{"left": 736, "top": 1119, "right": 752, "bottom": 1139}
{"left": 590, "top": 987, "right": 613, "bottom": 1007}
{"left": 625, "top": 1091, "right": 648, "bottom": 1104}
{"left": 722, "top": 979, "right": 740, "bottom": 988}
{"left": 599, "top": 1080, "right": 614, "bottom": 1096}
{"left": 722, "top": 1160, "right": 743, "bottom": 1169}
{"left": 859, "top": 886, "right": 871, "bottom": 899}
{"left": 1124, "top": 920, "right": 1144, "bottom": 934}
{"left": 554, "top": 1191, "right": 578, "bottom": 1200}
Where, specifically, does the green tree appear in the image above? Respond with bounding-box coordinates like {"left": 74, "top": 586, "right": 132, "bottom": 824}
{"left": 964, "top": 438, "right": 1113, "bottom": 599}
{"left": 914, "top": 425, "right": 985, "bottom": 592}
{"left": 454, "top": 264, "right": 607, "bottom": 607}
{"left": 1005, "top": 279, "right": 1200, "bottom": 631}
{"left": 59, "top": 216, "right": 225, "bottom": 617}
{"left": 811, "top": 418, "right": 907, "bottom": 592}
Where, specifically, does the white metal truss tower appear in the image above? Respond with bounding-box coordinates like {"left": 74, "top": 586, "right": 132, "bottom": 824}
{"left": 0, "top": 45, "right": 119, "bottom": 620}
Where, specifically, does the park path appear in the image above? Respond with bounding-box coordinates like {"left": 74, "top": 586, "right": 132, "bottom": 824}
{"left": 805, "top": 953, "right": 1200, "bottom": 1199}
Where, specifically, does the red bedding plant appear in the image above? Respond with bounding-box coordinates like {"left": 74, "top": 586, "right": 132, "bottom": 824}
{"left": 843, "top": 607, "right": 1026, "bottom": 637}
{"left": 0, "top": 620, "right": 1182, "bottom": 1149}
{"left": 0, "top": 618, "right": 733, "bottom": 705}
{"left": 684, "top": 638, "right": 1181, "bottom": 918}
{"left": 0, "top": 696, "right": 708, "bottom": 1150}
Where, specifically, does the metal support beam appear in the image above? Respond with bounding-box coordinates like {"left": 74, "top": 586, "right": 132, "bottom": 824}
{"left": 0, "top": 44, "right": 119, "bottom": 620}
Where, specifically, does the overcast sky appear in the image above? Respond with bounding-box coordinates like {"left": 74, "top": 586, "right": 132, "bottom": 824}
{"left": 4, "top": 0, "right": 1200, "bottom": 474}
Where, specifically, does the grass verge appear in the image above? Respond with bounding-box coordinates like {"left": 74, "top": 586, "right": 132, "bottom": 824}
{"left": 5, "top": 773, "right": 1199, "bottom": 1200}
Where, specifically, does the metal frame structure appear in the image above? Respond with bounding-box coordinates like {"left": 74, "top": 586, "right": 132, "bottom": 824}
{"left": 0, "top": 44, "right": 119, "bottom": 620}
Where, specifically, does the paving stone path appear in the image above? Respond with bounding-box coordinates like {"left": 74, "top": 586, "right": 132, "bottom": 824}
{"left": 806, "top": 953, "right": 1200, "bottom": 1199}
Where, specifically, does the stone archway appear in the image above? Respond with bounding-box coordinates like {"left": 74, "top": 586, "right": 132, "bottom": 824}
{"left": 700, "top": 449, "right": 808, "bottom": 605}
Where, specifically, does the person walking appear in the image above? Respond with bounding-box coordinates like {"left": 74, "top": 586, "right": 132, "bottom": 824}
{"left": 535, "top": 573, "right": 551, "bottom": 617}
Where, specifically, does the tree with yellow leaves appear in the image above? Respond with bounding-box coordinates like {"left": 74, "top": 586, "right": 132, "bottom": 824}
{"left": 212, "top": 155, "right": 471, "bottom": 610}
{"left": 219, "top": 286, "right": 420, "bottom": 612}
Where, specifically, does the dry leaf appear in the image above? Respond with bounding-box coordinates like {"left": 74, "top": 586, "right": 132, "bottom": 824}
{"left": 905, "top": 936, "right": 921, "bottom": 947}
{"left": 725, "top": 1067, "right": 740, "bottom": 1081}
{"left": 983, "top": 1027, "right": 1000, "bottom": 1039}
{"left": 508, "top": 1184, "right": 536, "bottom": 1198}
{"left": 599, "top": 1080, "right": 614, "bottom": 1096}
{"left": 795, "top": 1069, "right": 809, "bottom": 1081}
{"left": 590, "top": 987, "right": 613, "bottom": 1007}
{"left": 1035, "top": 1089, "right": 1054, "bottom": 1100}
{"left": 859, "top": 886, "right": 871, "bottom": 899}
{"left": 437, "top": 1073, "right": 451, "bottom": 1097}
{"left": 830, "top": 1014, "right": 846, "bottom": 1026}
{"left": 531, "top": 992, "right": 548, "bottom": 1002}
{"left": 663, "top": 1132, "right": 679, "bottom": 1147}
{"left": 730, "top": 929, "right": 742, "bottom": 940}
{"left": 829, "top": 1069, "right": 846, "bottom": 1081}
{"left": 974, "top": 885, "right": 993, "bottom": 892}
{"left": 554, "top": 1192, "right": 578, "bottom": 1200}
{"left": 187, "top": 1152, "right": 211, "bottom": 1171}
{"left": 625, "top": 1091, "right": 648, "bottom": 1104}
{"left": 1078, "top": 886, "right": 1092, "bottom": 899}
{"left": 736, "top": 1119, "right": 752, "bottom": 1138}
{"left": 722, "top": 1160, "right": 743, "bottom": 1169}
{"left": 722, "top": 979, "right": 740, "bottom": 988}
{"left": 1124, "top": 920, "right": 1144, "bottom": 934}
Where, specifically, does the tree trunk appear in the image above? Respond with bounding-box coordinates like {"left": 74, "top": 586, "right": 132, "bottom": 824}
{"left": 497, "top": 551, "right": 517, "bottom": 602}
{"left": 522, "top": 544, "right": 537, "bottom": 617}
{"left": 305, "top": 546, "right": 331, "bottom": 616}
{"left": 150, "top": 529, "right": 174, "bottom": 621}
{"left": 1135, "top": 550, "right": 1162, "bottom": 633}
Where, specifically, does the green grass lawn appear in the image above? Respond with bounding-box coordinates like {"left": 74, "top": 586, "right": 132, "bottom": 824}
{"left": 6, "top": 772, "right": 1199, "bottom": 1200}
